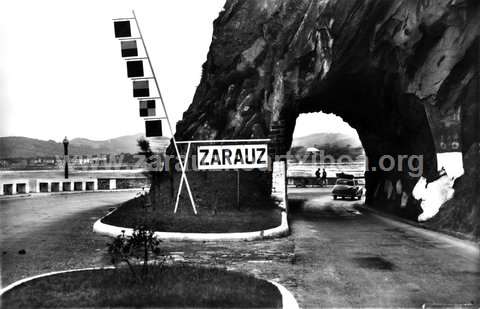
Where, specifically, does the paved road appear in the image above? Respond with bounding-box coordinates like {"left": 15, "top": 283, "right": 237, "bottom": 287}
{"left": 1, "top": 188, "right": 479, "bottom": 308}
{"left": 287, "top": 187, "right": 479, "bottom": 307}
{"left": 0, "top": 191, "right": 139, "bottom": 287}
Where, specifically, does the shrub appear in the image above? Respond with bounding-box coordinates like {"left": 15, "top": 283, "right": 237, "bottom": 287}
{"left": 107, "top": 227, "right": 166, "bottom": 282}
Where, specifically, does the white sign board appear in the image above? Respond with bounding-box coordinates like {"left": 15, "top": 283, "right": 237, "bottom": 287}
{"left": 197, "top": 144, "right": 268, "bottom": 170}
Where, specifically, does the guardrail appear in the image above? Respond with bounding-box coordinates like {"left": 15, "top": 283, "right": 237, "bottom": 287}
{"left": 287, "top": 176, "right": 365, "bottom": 187}
{"left": 288, "top": 162, "right": 365, "bottom": 166}
{"left": 0, "top": 177, "right": 149, "bottom": 195}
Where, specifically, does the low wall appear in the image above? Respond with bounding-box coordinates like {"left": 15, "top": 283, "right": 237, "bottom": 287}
{"left": 287, "top": 176, "right": 365, "bottom": 186}
{"left": 0, "top": 177, "right": 149, "bottom": 195}
{"left": 0, "top": 179, "right": 30, "bottom": 195}
{"left": 115, "top": 178, "right": 149, "bottom": 189}
{"left": 35, "top": 178, "right": 98, "bottom": 193}
{"left": 97, "top": 178, "right": 150, "bottom": 190}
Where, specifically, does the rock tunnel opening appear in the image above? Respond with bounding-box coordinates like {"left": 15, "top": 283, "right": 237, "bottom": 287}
{"left": 288, "top": 112, "right": 366, "bottom": 185}
{"left": 280, "top": 71, "right": 439, "bottom": 221}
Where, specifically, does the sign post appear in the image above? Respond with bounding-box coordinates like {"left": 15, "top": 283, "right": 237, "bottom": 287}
{"left": 175, "top": 139, "right": 269, "bottom": 212}
{"left": 236, "top": 169, "right": 240, "bottom": 209}
{"left": 173, "top": 142, "right": 193, "bottom": 214}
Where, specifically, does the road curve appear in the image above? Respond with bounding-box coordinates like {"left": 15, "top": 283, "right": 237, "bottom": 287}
{"left": 0, "top": 191, "right": 138, "bottom": 287}
{"left": 287, "top": 187, "right": 480, "bottom": 307}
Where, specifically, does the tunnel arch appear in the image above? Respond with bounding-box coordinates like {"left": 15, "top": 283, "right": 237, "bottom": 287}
{"left": 289, "top": 111, "right": 365, "bottom": 175}
{"left": 276, "top": 70, "right": 438, "bottom": 219}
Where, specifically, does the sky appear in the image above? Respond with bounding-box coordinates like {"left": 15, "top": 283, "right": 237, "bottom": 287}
{"left": 292, "top": 113, "right": 358, "bottom": 139}
{"left": 0, "top": 0, "right": 357, "bottom": 142}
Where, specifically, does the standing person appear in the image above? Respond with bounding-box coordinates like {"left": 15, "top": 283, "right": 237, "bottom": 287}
{"left": 322, "top": 168, "right": 327, "bottom": 186}
{"left": 315, "top": 168, "right": 321, "bottom": 186}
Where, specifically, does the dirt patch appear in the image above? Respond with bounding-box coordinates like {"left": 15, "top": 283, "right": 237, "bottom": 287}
{"left": 351, "top": 256, "right": 395, "bottom": 271}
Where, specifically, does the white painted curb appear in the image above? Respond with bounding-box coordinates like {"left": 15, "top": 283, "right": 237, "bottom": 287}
{"left": 93, "top": 208, "right": 290, "bottom": 241}
{"left": 1, "top": 267, "right": 299, "bottom": 309}
{"left": 269, "top": 280, "right": 300, "bottom": 309}
{"left": 0, "top": 267, "right": 114, "bottom": 296}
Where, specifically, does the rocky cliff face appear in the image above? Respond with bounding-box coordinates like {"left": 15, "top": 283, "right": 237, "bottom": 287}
{"left": 172, "top": 0, "right": 480, "bottom": 238}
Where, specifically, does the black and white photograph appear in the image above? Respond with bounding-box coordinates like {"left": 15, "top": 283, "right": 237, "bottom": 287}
{"left": 0, "top": 0, "right": 479, "bottom": 308}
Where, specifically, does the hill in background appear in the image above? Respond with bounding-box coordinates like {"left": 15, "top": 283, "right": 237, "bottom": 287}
{"left": 290, "top": 132, "right": 364, "bottom": 161}
{"left": 291, "top": 132, "right": 362, "bottom": 148}
{"left": 2, "top": 132, "right": 360, "bottom": 160}
{"left": 0, "top": 134, "right": 170, "bottom": 159}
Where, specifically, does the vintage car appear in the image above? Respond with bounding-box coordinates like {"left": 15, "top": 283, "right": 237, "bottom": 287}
{"left": 332, "top": 177, "right": 363, "bottom": 200}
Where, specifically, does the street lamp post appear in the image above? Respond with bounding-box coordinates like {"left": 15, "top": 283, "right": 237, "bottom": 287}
{"left": 63, "top": 137, "right": 69, "bottom": 179}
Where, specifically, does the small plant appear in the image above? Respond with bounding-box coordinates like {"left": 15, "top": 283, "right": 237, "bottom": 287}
{"left": 107, "top": 226, "right": 165, "bottom": 281}
{"left": 137, "top": 138, "right": 155, "bottom": 164}
{"left": 137, "top": 137, "right": 162, "bottom": 209}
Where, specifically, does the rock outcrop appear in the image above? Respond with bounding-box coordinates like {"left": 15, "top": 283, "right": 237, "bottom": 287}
{"left": 170, "top": 0, "right": 480, "bottom": 238}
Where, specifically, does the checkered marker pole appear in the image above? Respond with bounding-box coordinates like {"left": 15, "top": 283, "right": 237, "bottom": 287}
{"left": 113, "top": 11, "right": 197, "bottom": 214}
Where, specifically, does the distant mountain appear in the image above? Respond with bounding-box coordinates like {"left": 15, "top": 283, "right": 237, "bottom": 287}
{"left": 0, "top": 134, "right": 170, "bottom": 159}
{"left": 289, "top": 132, "right": 364, "bottom": 161}
{"left": 291, "top": 132, "right": 362, "bottom": 149}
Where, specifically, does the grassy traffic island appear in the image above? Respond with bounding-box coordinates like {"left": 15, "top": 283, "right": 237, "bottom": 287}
{"left": 102, "top": 170, "right": 283, "bottom": 233}
{"left": 1, "top": 265, "right": 283, "bottom": 308}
